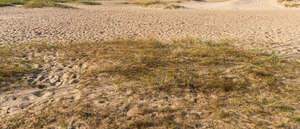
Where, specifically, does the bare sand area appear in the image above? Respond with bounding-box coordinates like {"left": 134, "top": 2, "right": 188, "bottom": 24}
{"left": 0, "top": 0, "right": 300, "bottom": 59}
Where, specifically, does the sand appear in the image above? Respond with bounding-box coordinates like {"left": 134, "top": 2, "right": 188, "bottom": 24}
{"left": 0, "top": 0, "right": 300, "bottom": 59}
{"left": 1, "top": 0, "right": 300, "bottom": 119}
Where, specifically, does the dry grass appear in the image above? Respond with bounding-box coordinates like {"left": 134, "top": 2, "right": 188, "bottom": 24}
{"left": 278, "top": 0, "right": 300, "bottom": 7}
{"left": 0, "top": 0, "right": 101, "bottom": 8}
{"left": 23, "top": 0, "right": 72, "bottom": 8}
{"left": 67, "top": 39, "right": 298, "bottom": 94}
{"left": 1, "top": 39, "right": 300, "bottom": 128}
{"left": 0, "top": 43, "right": 49, "bottom": 91}
{"left": 194, "top": 0, "right": 229, "bottom": 2}
{"left": 291, "top": 116, "right": 300, "bottom": 122}
{"left": 122, "top": 0, "right": 183, "bottom": 9}
{"left": 0, "top": 0, "right": 28, "bottom": 7}
{"left": 80, "top": 1, "right": 101, "bottom": 5}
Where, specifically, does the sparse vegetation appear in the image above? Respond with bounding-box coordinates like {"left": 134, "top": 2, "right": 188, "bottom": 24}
{"left": 0, "top": 44, "right": 45, "bottom": 91}
{"left": 0, "top": 1, "right": 12, "bottom": 7}
{"left": 122, "top": 0, "right": 183, "bottom": 9}
{"left": 23, "top": 0, "right": 72, "bottom": 8}
{"left": 291, "top": 116, "right": 300, "bottom": 122}
{"left": 68, "top": 39, "right": 298, "bottom": 94}
{"left": 0, "top": 0, "right": 28, "bottom": 7}
{"left": 0, "top": 0, "right": 101, "bottom": 8}
{"left": 164, "top": 4, "right": 184, "bottom": 9}
{"left": 273, "top": 105, "right": 295, "bottom": 112}
{"left": 1, "top": 39, "right": 300, "bottom": 128}
{"left": 80, "top": 1, "right": 101, "bottom": 5}
{"left": 122, "top": 0, "right": 167, "bottom": 6}
{"left": 278, "top": 0, "right": 300, "bottom": 7}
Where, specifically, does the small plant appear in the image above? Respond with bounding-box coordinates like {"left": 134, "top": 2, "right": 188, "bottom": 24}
{"left": 291, "top": 116, "right": 300, "bottom": 122}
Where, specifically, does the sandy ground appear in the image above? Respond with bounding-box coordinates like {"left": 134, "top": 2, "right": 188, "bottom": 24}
{"left": 0, "top": 0, "right": 300, "bottom": 59}
{"left": 1, "top": 0, "right": 300, "bottom": 119}
{"left": 180, "top": 0, "right": 286, "bottom": 10}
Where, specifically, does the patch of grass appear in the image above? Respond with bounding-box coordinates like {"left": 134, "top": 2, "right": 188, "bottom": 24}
{"left": 33, "top": 39, "right": 298, "bottom": 95}
{"left": 23, "top": 0, "right": 72, "bottom": 8}
{"left": 0, "top": 0, "right": 99, "bottom": 8}
{"left": 291, "top": 116, "right": 300, "bottom": 122}
{"left": 0, "top": 0, "right": 28, "bottom": 7}
{"left": 273, "top": 105, "right": 295, "bottom": 112}
{"left": 278, "top": 0, "right": 294, "bottom": 2}
{"left": 254, "top": 120, "right": 269, "bottom": 128}
{"left": 0, "top": 43, "right": 53, "bottom": 91}
{"left": 85, "top": 40, "right": 296, "bottom": 94}
{"left": 278, "top": 0, "right": 300, "bottom": 7}
{"left": 164, "top": 4, "right": 184, "bottom": 9}
{"left": 80, "top": 1, "right": 101, "bottom": 5}
{"left": 1, "top": 39, "right": 300, "bottom": 129}
{"left": 1, "top": 100, "right": 103, "bottom": 129}
{"left": 122, "top": 0, "right": 183, "bottom": 9}
{"left": 284, "top": 3, "right": 300, "bottom": 7}
{"left": 219, "top": 110, "right": 234, "bottom": 118}
{"left": 0, "top": 1, "right": 13, "bottom": 7}
{"left": 0, "top": 98, "right": 182, "bottom": 129}
{"left": 123, "top": 0, "right": 167, "bottom": 6}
